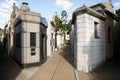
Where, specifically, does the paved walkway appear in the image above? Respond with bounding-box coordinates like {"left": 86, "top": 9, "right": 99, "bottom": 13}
{"left": 0, "top": 48, "right": 26, "bottom": 80}
{"left": 0, "top": 45, "right": 120, "bottom": 80}
{"left": 78, "top": 60, "right": 120, "bottom": 80}
{"left": 30, "top": 45, "right": 76, "bottom": 80}
{"left": 0, "top": 45, "right": 77, "bottom": 80}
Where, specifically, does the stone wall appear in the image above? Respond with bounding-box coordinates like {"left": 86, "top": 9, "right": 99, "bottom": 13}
{"left": 114, "top": 18, "right": 120, "bottom": 60}
{"left": 14, "top": 12, "right": 41, "bottom": 67}
{"left": 47, "top": 20, "right": 56, "bottom": 57}
{"left": 104, "top": 15, "right": 115, "bottom": 60}
{"left": 75, "top": 13, "right": 105, "bottom": 72}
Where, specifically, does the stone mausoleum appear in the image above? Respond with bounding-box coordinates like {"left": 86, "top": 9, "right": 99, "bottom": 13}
{"left": 14, "top": 3, "right": 47, "bottom": 67}
{"left": 72, "top": 0, "right": 117, "bottom": 72}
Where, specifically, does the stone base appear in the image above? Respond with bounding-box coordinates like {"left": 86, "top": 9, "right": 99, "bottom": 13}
{"left": 14, "top": 58, "right": 41, "bottom": 68}
{"left": 21, "top": 62, "right": 41, "bottom": 68}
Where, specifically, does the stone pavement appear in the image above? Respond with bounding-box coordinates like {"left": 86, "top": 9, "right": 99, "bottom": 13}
{"left": 0, "top": 48, "right": 26, "bottom": 80}
{"left": 30, "top": 45, "right": 77, "bottom": 80}
{"left": 0, "top": 45, "right": 78, "bottom": 80}
{"left": 0, "top": 45, "right": 120, "bottom": 80}
{"left": 78, "top": 60, "right": 120, "bottom": 80}
{"left": 30, "top": 45, "right": 120, "bottom": 80}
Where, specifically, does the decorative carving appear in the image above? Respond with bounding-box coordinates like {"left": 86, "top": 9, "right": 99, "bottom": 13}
{"left": 20, "top": 2, "right": 30, "bottom": 12}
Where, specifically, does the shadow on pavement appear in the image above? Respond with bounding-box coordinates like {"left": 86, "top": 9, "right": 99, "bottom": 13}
{"left": 59, "top": 45, "right": 120, "bottom": 80}
{"left": 59, "top": 45, "right": 75, "bottom": 68}
{"left": 89, "top": 60, "right": 120, "bottom": 80}
{"left": 78, "top": 60, "right": 120, "bottom": 80}
{"left": 0, "top": 47, "right": 25, "bottom": 80}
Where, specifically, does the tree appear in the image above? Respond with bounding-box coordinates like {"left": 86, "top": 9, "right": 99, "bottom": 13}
{"left": 116, "top": 9, "right": 120, "bottom": 17}
{"left": 0, "top": 28, "right": 3, "bottom": 36}
{"left": 60, "top": 10, "right": 69, "bottom": 43}
{"left": 54, "top": 10, "right": 69, "bottom": 44}
{"left": 61, "top": 11, "right": 67, "bottom": 24}
{"left": 54, "top": 14, "right": 62, "bottom": 31}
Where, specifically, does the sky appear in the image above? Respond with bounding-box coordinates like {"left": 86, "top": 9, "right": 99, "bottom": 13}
{"left": 0, "top": 0, "right": 120, "bottom": 29}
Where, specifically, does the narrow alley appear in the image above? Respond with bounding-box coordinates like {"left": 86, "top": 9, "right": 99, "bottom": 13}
{"left": 30, "top": 45, "right": 76, "bottom": 80}
{"left": 0, "top": 45, "right": 120, "bottom": 80}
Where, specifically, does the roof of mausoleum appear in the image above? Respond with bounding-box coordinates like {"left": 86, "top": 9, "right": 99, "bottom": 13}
{"left": 72, "top": 4, "right": 106, "bottom": 24}
{"left": 90, "top": 2, "right": 114, "bottom": 14}
{"left": 91, "top": 2, "right": 116, "bottom": 19}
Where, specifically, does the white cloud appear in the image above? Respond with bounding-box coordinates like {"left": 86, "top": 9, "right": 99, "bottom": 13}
{"left": 114, "top": 2, "right": 120, "bottom": 9}
{"left": 0, "top": 0, "right": 17, "bottom": 28}
{"left": 55, "top": 0, "right": 74, "bottom": 10}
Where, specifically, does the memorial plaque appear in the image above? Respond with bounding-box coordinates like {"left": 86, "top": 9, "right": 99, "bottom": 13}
{"left": 30, "top": 33, "right": 36, "bottom": 47}
{"left": 31, "top": 48, "right": 36, "bottom": 56}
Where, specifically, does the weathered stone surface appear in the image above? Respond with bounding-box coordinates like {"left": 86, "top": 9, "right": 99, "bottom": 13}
{"left": 14, "top": 10, "right": 41, "bottom": 67}
{"left": 73, "top": 12, "right": 105, "bottom": 72}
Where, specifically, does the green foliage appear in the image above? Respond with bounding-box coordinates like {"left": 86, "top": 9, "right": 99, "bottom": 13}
{"left": 54, "top": 10, "right": 70, "bottom": 44}
{"left": 116, "top": 9, "right": 120, "bottom": 17}
{"left": 61, "top": 11, "right": 68, "bottom": 31}
{"left": 66, "top": 20, "right": 72, "bottom": 34}
{"left": 54, "top": 10, "right": 69, "bottom": 32}
{"left": 0, "top": 31, "right": 3, "bottom": 36}
{"left": 61, "top": 10, "right": 67, "bottom": 24}
{"left": 54, "top": 14, "right": 62, "bottom": 31}
{"left": 54, "top": 10, "right": 72, "bottom": 35}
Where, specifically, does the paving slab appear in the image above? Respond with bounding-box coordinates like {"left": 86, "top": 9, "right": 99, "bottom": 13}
{"left": 52, "top": 56, "right": 76, "bottom": 80}
{"left": 0, "top": 52, "right": 26, "bottom": 80}
{"left": 22, "top": 66, "right": 39, "bottom": 80}
{"left": 30, "top": 45, "right": 76, "bottom": 80}
{"left": 30, "top": 54, "right": 61, "bottom": 80}
{"left": 2, "top": 45, "right": 120, "bottom": 80}
{"left": 78, "top": 60, "right": 120, "bottom": 80}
